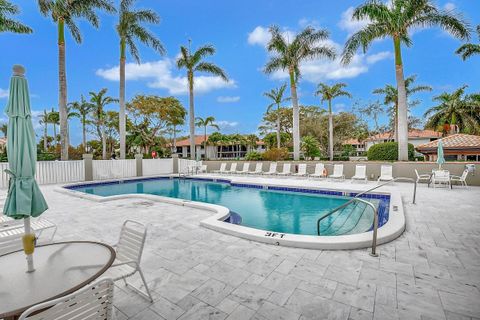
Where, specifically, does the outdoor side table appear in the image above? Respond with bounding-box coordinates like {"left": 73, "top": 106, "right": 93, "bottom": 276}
{"left": 0, "top": 241, "right": 115, "bottom": 319}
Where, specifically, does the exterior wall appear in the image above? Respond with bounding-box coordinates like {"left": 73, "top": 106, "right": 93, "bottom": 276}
{"left": 203, "top": 160, "right": 480, "bottom": 186}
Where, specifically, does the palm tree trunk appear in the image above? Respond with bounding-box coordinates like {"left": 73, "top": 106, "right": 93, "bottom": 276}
{"left": 204, "top": 125, "right": 207, "bottom": 159}
{"left": 289, "top": 68, "right": 300, "bottom": 160}
{"left": 328, "top": 100, "right": 334, "bottom": 161}
{"left": 119, "top": 38, "right": 126, "bottom": 159}
{"left": 394, "top": 106, "right": 398, "bottom": 142}
{"left": 53, "top": 124, "right": 57, "bottom": 142}
{"left": 102, "top": 123, "right": 107, "bottom": 160}
{"left": 276, "top": 105, "right": 281, "bottom": 149}
{"left": 82, "top": 115, "right": 87, "bottom": 153}
{"left": 43, "top": 123, "right": 48, "bottom": 151}
{"left": 58, "top": 19, "right": 69, "bottom": 160}
{"left": 394, "top": 37, "right": 408, "bottom": 161}
{"left": 188, "top": 72, "right": 195, "bottom": 160}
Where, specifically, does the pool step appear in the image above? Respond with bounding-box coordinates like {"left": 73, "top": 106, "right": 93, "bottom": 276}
{"left": 319, "top": 201, "right": 374, "bottom": 236}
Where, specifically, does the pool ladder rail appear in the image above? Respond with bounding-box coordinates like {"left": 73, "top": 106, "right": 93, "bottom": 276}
{"left": 317, "top": 177, "right": 417, "bottom": 256}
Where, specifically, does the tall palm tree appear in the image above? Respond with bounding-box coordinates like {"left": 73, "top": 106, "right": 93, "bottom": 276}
{"left": 342, "top": 0, "right": 469, "bottom": 160}
{"left": 89, "top": 88, "right": 118, "bottom": 159}
{"left": 0, "top": 0, "right": 32, "bottom": 34}
{"left": 39, "top": 110, "right": 50, "bottom": 151}
{"left": 69, "top": 95, "right": 94, "bottom": 152}
{"left": 373, "top": 75, "right": 432, "bottom": 141}
{"left": 424, "top": 85, "right": 480, "bottom": 135}
{"left": 117, "top": 0, "right": 165, "bottom": 159}
{"left": 38, "top": 0, "right": 115, "bottom": 160}
{"left": 263, "top": 83, "right": 290, "bottom": 149}
{"left": 195, "top": 116, "right": 219, "bottom": 151}
{"left": 177, "top": 42, "right": 229, "bottom": 160}
{"left": 48, "top": 109, "right": 59, "bottom": 144}
{"left": 456, "top": 25, "right": 480, "bottom": 60}
{"left": 315, "top": 83, "right": 352, "bottom": 161}
{"left": 264, "top": 26, "right": 336, "bottom": 160}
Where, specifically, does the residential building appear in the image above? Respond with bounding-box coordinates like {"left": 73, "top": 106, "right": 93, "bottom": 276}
{"left": 416, "top": 134, "right": 480, "bottom": 161}
{"left": 364, "top": 129, "right": 442, "bottom": 156}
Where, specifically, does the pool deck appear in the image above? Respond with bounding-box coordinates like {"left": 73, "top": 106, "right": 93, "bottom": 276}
{"left": 10, "top": 175, "right": 480, "bottom": 319}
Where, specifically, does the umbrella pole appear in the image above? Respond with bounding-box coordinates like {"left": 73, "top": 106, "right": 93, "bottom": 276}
{"left": 23, "top": 217, "right": 35, "bottom": 273}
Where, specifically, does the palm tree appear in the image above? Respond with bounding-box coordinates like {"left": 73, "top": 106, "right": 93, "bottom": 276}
{"left": 263, "top": 83, "right": 290, "bottom": 149}
{"left": 89, "top": 88, "right": 118, "bottom": 159}
{"left": 456, "top": 25, "right": 480, "bottom": 60}
{"left": 264, "top": 26, "right": 336, "bottom": 160}
{"left": 38, "top": 0, "right": 115, "bottom": 160}
{"left": 117, "top": 0, "right": 165, "bottom": 159}
{"left": 69, "top": 95, "right": 94, "bottom": 152}
{"left": 177, "top": 42, "right": 229, "bottom": 160}
{"left": 315, "top": 83, "right": 352, "bottom": 161}
{"left": 0, "top": 123, "right": 7, "bottom": 137}
{"left": 48, "top": 109, "right": 59, "bottom": 144}
{"left": 39, "top": 110, "right": 50, "bottom": 151}
{"left": 195, "top": 116, "right": 219, "bottom": 152}
{"left": 373, "top": 75, "right": 432, "bottom": 141}
{"left": 0, "top": 0, "right": 32, "bottom": 34}
{"left": 342, "top": 0, "right": 469, "bottom": 160}
{"left": 424, "top": 85, "right": 480, "bottom": 135}
{"left": 164, "top": 97, "right": 186, "bottom": 151}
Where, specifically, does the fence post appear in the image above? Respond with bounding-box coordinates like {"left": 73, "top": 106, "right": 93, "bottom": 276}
{"left": 83, "top": 154, "right": 93, "bottom": 181}
{"left": 135, "top": 154, "right": 143, "bottom": 177}
{"left": 172, "top": 154, "right": 179, "bottom": 174}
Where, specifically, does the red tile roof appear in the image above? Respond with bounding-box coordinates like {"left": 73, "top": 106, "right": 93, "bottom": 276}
{"left": 416, "top": 134, "right": 480, "bottom": 150}
{"left": 173, "top": 135, "right": 264, "bottom": 147}
{"left": 365, "top": 129, "right": 442, "bottom": 142}
{"left": 343, "top": 138, "right": 363, "bottom": 145}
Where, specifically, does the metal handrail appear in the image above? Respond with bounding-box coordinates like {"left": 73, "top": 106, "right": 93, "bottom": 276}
{"left": 316, "top": 177, "right": 417, "bottom": 256}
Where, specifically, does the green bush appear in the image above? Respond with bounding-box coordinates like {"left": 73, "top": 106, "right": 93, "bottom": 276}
{"left": 37, "top": 153, "right": 59, "bottom": 161}
{"left": 262, "top": 148, "right": 289, "bottom": 161}
{"left": 245, "top": 151, "right": 263, "bottom": 161}
{"left": 367, "top": 142, "right": 414, "bottom": 161}
{"left": 301, "top": 135, "right": 321, "bottom": 160}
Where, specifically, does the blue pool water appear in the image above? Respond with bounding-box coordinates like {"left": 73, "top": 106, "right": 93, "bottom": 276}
{"left": 68, "top": 177, "right": 389, "bottom": 236}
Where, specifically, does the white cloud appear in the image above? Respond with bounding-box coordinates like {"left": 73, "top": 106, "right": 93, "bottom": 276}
{"left": 96, "top": 59, "right": 236, "bottom": 95}
{"left": 366, "top": 51, "right": 392, "bottom": 64}
{"left": 298, "top": 18, "right": 320, "bottom": 28}
{"left": 247, "top": 26, "right": 271, "bottom": 46}
{"left": 217, "top": 96, "right": 240, "bottom": 103}
{"left": 0, "top": 88, "right": 8, "bottom": 98}
{"left": 215, "top": 120, "right": 238, "bottom": 132}
{"left": 338, "top": 7, "right": 371, "bottom": 36}
{"left": 444, "top": 2, "right": 456, "bottom": 11}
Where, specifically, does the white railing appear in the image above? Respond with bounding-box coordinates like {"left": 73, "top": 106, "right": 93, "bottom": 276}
{"left": 0, "top": 160, "right": 85, "bottom": 188}
{"left": 92, "top": 159, "right": 136, "bottom": 180}
{"left": 178, "top": 159, "right": 199, "bottom": 174}
{"left": 142, "top": 159, "right": 173, "bottom": 176}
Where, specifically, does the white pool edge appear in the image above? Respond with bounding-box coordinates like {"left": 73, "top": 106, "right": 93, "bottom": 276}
{"left": 56, "top": 176, "right": 405, "bottom": 250}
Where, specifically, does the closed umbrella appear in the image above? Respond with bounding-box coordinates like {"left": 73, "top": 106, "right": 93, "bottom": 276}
{"left": 3, "top": 65, "right": 48, "bottom": 273}
{"left": 437, "top": 139, "right": 445, "bottom": 169}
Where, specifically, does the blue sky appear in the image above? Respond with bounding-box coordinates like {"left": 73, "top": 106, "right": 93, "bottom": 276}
{"left": 1, "top": 0, "right": 479, "bottom": 145}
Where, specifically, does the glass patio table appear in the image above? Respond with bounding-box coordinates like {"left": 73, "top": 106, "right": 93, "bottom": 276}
{"left": 0, "top": 241, "right": 115, "bottom": 319}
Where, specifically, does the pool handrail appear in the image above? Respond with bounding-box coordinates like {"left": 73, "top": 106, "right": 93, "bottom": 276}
{"left": 316, "top": 177, "right": 417, "bottom": 256}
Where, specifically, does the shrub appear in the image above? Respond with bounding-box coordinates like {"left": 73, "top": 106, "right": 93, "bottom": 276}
{"left": 301, "top": 136, "right": 321, "bottom": 160}
{"left": 262, "top": 147, "right": 289, "bottom": 161}
{"left": 367, "top": 142, "right": 414, "bottom": 161}
{"left": 245, "top": 151, "right": 263, "bottom": 161}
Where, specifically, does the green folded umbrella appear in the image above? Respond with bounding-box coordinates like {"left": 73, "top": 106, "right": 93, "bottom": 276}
{"left": 3, "top": 65, "right": 48, "bottom": 272}
{"left": 437, "top": 139, "right": 445, "bottom": 169}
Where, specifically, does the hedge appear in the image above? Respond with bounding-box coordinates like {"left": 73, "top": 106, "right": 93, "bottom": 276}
{"left": 367, "top": 142, "right": 415, "bottom": 161}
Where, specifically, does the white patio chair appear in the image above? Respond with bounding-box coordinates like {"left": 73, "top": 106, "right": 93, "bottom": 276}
{"left": 226, "top": 163, "right": 237, "bottom": 174}
{"left": 309, "top": 163, "right": 326, "bottom": 179}
{"left": 415, "top": 169, "right": 431, "bottom": 184}
{"left": 293, "top": 164, "right": 308, "bottom": 177}
{"left": 212, "top": 162, "right": 227, "bottom": 174}
{"left": 19, "top": 278, "right": 115, "bottom": 320}
{"left": 0, "top": 218, "right": 57, "bottom": 255}
{"left": 276, "top": 163, "right": 292, "bottom": 176}
{"left": 198, "top": 164, "right": 207, "bottom": 173}
{"left": 431, "top": 170, "right": 451, "bottom": 189}
{"left": 103, "top": 220, "right": 153, "bottom": 302}
{"left": 248, "top": 163, "right": 263, "bottom": 175}
{"left": 351, "top": 165, "right": 367, "bottom": 183}
{"left": 236, "top": 163, "right": 250, "bottom": 174}
{"left": 329, "top": 164, "right": 345, "bottom": 181}
{"left": 263, "top": 163, "right": 278, "bottom": 175}
{"left": 450, "top": 169, "right": 468, "bottom": 188}
{"left": 378, "top": 165, "right": 394, "bottom": 182}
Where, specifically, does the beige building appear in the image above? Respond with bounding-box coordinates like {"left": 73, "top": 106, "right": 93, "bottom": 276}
{"left": 416, "top": 134, "right": 480, "bottom": 161}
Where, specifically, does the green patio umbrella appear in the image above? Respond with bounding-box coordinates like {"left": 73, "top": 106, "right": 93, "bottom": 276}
{"left": 437, "top": 139, "right": 445, "bottom": 169}
{"left": 3, "top": 65, "right": 48, "bottom": 273}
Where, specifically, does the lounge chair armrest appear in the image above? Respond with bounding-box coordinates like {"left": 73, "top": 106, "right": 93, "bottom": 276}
{"left": 111, "top": 260, "right": 138, "bottom": 268}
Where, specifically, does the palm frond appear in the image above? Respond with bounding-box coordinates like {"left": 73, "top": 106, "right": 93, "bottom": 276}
{"left": 195, "top": 62, "right": 228, "bottom": 81}
{"left": 410, "top": 11, "right": 471, "bottom": 40}
{"left": 341, "top": 24, "right": 388, "bottom": 64}
{"left": 455, "top": 44, "right": 480, "bottom": 60}
{"left": 176, "top": 46, "right": 190, "bottom": 69}
{"left": 264, "top": 56, "right": 286, "bottom": 74}
{"left": 65, "top": 18, "right": 82, "bottom": 43}
{"left": 191, "top": 45, "right": 215, "bottom": 65}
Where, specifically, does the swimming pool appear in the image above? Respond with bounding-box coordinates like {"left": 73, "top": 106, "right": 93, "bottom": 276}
{"left": 67, "top": 177, "right": 390, "bottom": 237}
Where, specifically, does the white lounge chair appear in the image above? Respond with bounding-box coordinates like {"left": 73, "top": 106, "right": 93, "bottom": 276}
{"left": 351, "top": 165, "right": 367, "bottom": 183}
{"left": 263, "top": 163, "right": 278, "bottom": 175}
{"left": 329, "top": 164, "right": 345, "bottom": 181}
{"left": 276, "top": 163, "right": 292, "bottom": 176}
{"left": 309, "top": 163, "right": 326, "bottom": 178}
{"left": 226, "top": 163, "right": 237, "bottom": 174}
{"left": 236, "top": 163, "right": 250, "bottom": 174}
{"left": 378, "top": 165, "right": 394, "bottom": 182}
{"left": 293, "top": 164, "right": 308, "bottom": 177}
{"left": 248, "top": 163, "right": 263, "bottom": 175}
{"left": 431, "top": 170, "right": 451, "bottom": 189}
{"left": 198, "top": 164, "right": 207, "bottom": 173}
{"left": 212, "top": 163, "right": 227, "bottom": 174}
{"left": 19, "top": 278, "right": 115, "bottom": 320}
{"left": 104, "top": 220, "right": 153, "bottom": 302}
{"left": 415, "top": 169, "right": 431, "bottom": 184}
{"left": 450, "top": 169, "right": 468, "bottom": 187}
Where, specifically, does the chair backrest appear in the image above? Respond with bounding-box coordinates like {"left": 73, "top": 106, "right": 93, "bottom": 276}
{"left": 414, "top": 169, "right": 420, "bottom": 178}
{"left": 433, "top": 170, "right": 449, "bottom": 179}
{"left": 381, "top": 165, "right": 393, "bottom": 177}
{"left": 461, "top": 169, "right": 469, "bottom": 180}
{"left": 201, "top": 165, "right": 207, "bottom": 172}
{"left": 241, "top": 163, "right": 250, "bottom": 171}
{"left": 219, "top": 163, "right": 227, "bottom": 171}
{"left": 229, "top": 163, "right": 237, "bottom": 172}
{"left": 19, "top": 278, "right": 114, "bottom": 320}
{"left": 314, "top": 163, "right": 325, "bottom": 175}
{"left": 0, "top": 232, "right": 23, "bottom": 255}
{"left": 254, "top": 163, "right": 263, "bottom": 172}
{"left": 333, "top": 164, "right": 343, "bottom": 176}
{"left": 355, "top": 165, "right": 366, "bottom": 177}
{"left": 116, "top": 220, "right": 147, "bottom": 265}
{"left": 282, "top": 163, "right": 291, "bottom": 173}
{"left": 298, "top": 164, "right": 307, "bottom": 174}
{"left": 268, "top": 162, "right": 277, "bottom": 172}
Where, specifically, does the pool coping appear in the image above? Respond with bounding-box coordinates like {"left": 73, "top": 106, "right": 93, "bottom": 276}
{"left": 56, "top": 175, "right": 405, "bottom": 250}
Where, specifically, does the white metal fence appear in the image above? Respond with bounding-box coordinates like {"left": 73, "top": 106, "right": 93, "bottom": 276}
{"left": 92, "top": 159, "right": 136, "bottom": 180}
{"left": 0, "top": 160, "right": 85, "bottom": 188}
{"left": 142, "top": 159, "right": 173, "bottom": 176}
